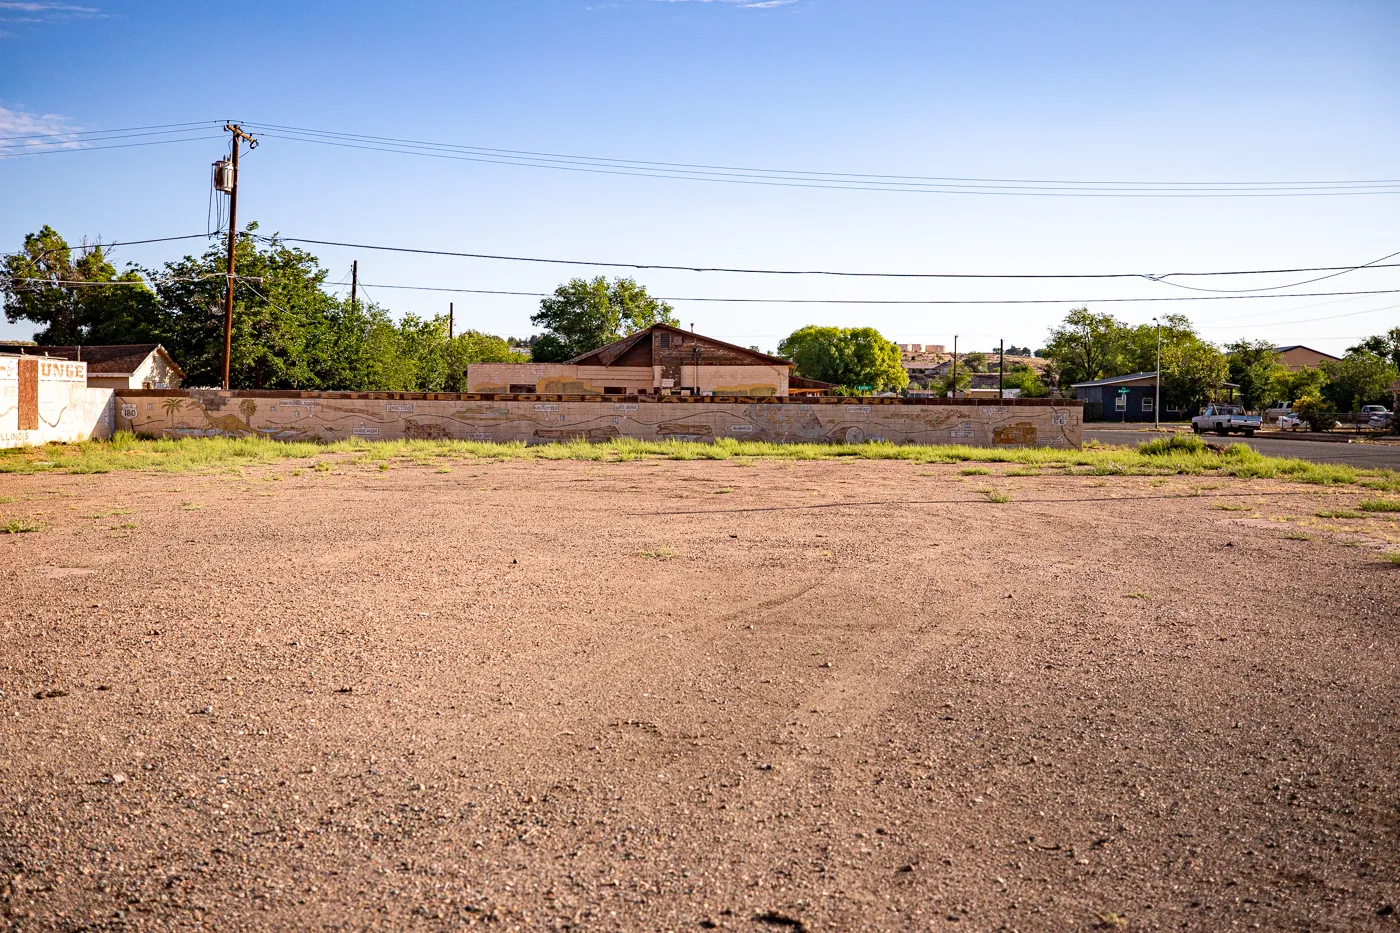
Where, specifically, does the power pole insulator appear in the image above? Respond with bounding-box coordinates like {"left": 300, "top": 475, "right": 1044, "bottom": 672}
{"left": 220, "top": 122, "right": 258, "bottom": 391}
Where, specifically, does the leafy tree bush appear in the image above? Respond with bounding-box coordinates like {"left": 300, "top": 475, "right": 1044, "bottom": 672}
{"left": 777, "top": 325, "right": 908, "bottom": 393}
{"left": 2, "top": 224, "right": 524, "bottom": 390}
{"left": 1225, "top": 339, "right": 1286, "bottom": 410}
{"left": 1292, "top": 394, "right": 1333, "bottom": 431}
{"left": 1269, "top": 365, "right": 1327, "bottom": 407}
{"left": 529, "top": 276, "right": 677, "bottom": 362}
{"left": 1320, "top": 352, "right": 1399, "bottom": 411}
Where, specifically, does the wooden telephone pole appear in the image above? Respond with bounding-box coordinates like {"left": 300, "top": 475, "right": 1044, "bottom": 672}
{"left": 350, "top": 260, "right": 358, "bottom": 309}
{"left": 220, "top": 122, "right": 258, "bottom": 390}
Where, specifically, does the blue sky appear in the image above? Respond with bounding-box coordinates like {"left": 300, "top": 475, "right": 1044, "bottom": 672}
{"left": 2, "top": 0, "right": 1397, "bottom": 354}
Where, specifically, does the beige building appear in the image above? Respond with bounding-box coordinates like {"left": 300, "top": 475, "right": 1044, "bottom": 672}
{"left": 0, "top": 344, "right": 184, "bottom": 389}
{"left": 1275, "top": 345, "right": 1340, "bottom": 372}
{"left": 468, "top": 324, "right": 809, "bottom": 397}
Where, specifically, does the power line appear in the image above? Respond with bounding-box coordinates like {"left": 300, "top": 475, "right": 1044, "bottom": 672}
{"left": 0, "top": 120, "right": 224, "bottom": 143}
{"left": 241, "top": 121, "right": 1400, "bottom": 198}
{"left": 258, "top": 234, "right": 1400, "bottom": 283}
{"left": 0, "top": 135, "right": 227, "bottom": 158}
{"left": 352, "top": 279, "right": 1400, "bottom": 305}
{"left": 0, "top": 233, "right": 214, "bottom": 262}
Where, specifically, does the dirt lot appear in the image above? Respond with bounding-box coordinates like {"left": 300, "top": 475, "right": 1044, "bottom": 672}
{"left": 1, "top": 456, "right": 1397, "bottom": 932}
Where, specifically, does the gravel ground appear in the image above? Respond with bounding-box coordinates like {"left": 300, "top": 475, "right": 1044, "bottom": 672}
{"left": 1, "top": 457, "right": 1398, "bottom": 932}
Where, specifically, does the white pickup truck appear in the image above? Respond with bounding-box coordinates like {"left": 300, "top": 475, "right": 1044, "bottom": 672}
{"left": 1192, "top": 404, "right": 1261, "bottom": 437}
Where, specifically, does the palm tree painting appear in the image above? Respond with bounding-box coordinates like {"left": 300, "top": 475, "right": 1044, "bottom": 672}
{"left": 239, "top": 399, "right": 257, "bottom": 426}
{"left": 161, "top": 397, "right": 186, "bottom": 426}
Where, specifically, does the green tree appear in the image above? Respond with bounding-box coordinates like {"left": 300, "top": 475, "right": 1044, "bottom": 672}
{"left": 1161, "top": 340, "right": 1229, "bottom": 411}
{"left": 1269, "top": 365, "right": 1328, "bottom": 407}
{"left": 529, "top": 276, "right": 677, "bottom": 362}
{"left": 1320, "top": 351, "right": 1399, "bottom": 411}
{"left": 777, "top": 325, "right": 908, "bottom": 393}
{"left": 1, "top": 225, "right": 163, "bottom": 344}
{"left": 152, "top": 227, "right": 340, "bottom": 388}
{"left": 1000, "top": 367, "right": 1049, "bottom": 397}
{"left": 1225, "top": 339, "right": 1285, "bottom": 410}
{"left": 1349, "top": 327, "right": 1400, "bottom": 371}
{"left": 1041, "top": 308, "right": 1128, "bottom": 386}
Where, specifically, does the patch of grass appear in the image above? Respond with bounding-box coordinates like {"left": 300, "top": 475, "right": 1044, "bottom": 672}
{"left": 180, "top": 501, "right": 203, "bottom": 510}
{"left": 2, "top": 518, "right": 40, "bottom": 534}
{"left": 1004, "top": 467, "right": 1039, "bottom": 476}
{"left": 714, "top": 487, "right": 734, "bottom": 494}
{"left": 1212, "top": 503, "right": 1253, "bottom": 511}
{"left": 1284, "top": 532, "right": 1313, "bottom": 540}
{"left": 0, "top": 434, "right": 1385, "bottom": 497}
{"left": 960, "top": 467, "right": 993, "bottom": 476}
{"left": 981, "top": 488, "right": 1011, "bottom": 504}
{"left": 635, "top": 548, "right": 679, "bottom": 560}
{"left": 1382, "top": 552, "right": 1400, "bottom": 566}
{"left": 1139, "top": 434, "right": 1205, "bottom": 456}
{"left": 1358, "top": 498, "right": 1400, "bottom": 512}
{"left": 436, "top": 467, "right": 452, "bottom": 474}
{"left": 377, "top": 462, "right": 390, "bottom": 472}
{"left": 1123, "top": 592, "right": 1149, "bottom": 600}
{"left": 1316, "top": 509, "right": 1364, "bottom": 519}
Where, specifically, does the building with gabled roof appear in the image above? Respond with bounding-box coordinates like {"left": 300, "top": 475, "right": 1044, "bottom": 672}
{"left": 468, "top": 324, "right": 804, "bottom": 396}
{"left": 0, "top": 343, "right": 184, "bottom": 390}
{"left": 1274, "top": 345, "right": 1340, "bottom": 372}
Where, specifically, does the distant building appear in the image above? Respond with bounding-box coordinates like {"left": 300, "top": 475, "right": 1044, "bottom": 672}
{"left": 1071, "top": 372, "right": 1168, "bottom": 422}
{"left": 1275, "top": 345, "right": 1340, "bottom": 372}
{"left": 467, "top": 324, "right": 819, "bottom": 397}
{"left": 0, "top": 344, "right": 184, "bottom": 390}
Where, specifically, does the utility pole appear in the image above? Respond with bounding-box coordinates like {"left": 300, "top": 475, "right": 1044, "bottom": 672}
{"left": 1153, "top": 317, "right": 1162, "bottom": 430}
{"left": 951, "top": 335, "right": 959, "bottom": 399}
{"left": 220, "top": 122, "right": 257, "bottom": 390}
{"left": 999, "top": 339, "right": 1005, "bottom": 399}
{"left": 449, "top": 302, "right": 454, "bottom": 339}
{"left": 351, "top": 260, "right": 358, "bottom": 309}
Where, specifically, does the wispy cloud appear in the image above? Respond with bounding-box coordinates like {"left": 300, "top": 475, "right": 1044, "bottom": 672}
{"left": 0, "top": 2, "right": 99, "bottom": 11}
{"left": 0, "top": 104, "right": 84, "bottom": 157}
{"left": 0, "top": 1, "right": 102, "bottom": 28}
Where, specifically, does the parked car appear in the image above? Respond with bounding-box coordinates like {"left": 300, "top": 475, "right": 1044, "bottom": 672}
{"left": 1361, "top": 405, "right": 1392, "bottom": 428}
{"left": 1278, "top": 411, "right": 1306, "bottom": 431}
{"left": 1191, "top": 404, "right": 1262, "bottom": 437}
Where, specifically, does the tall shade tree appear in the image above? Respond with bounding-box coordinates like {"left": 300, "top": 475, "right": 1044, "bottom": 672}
{"left": 777, "top": 325, "right": 908, "bottom": 393}
{"left": 1, "top": 225, "right": 162, "bottom": 344}
{"left": 1269, "top": 366, "right": 1328, "bottom": 407}
{"left": 1320, "top": 352, "right": 1399, "bottom": 411}
{"left": 1225, "top": 339, "right": 1285, "bottom": 410}
{"left": 4, "top": 224, "right": 522, "bottom": 391}
{"left": 1040, "top": 308, "right": 1127, "bottom": 386}
{"left": 1349, "top": 328, "right": 1400, "bottom": 372}
{"left": 529, "top": 277, "right": 677, "bottom": 363}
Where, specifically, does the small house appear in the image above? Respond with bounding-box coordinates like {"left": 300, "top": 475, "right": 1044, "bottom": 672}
{"left": 0, "top": 344, "right": 184, "bottom": 390}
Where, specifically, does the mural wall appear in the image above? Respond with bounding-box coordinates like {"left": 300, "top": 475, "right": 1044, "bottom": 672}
{"left": 0, "top": 356, "right": 114, "bottom": 448}
{"left": 116, "top": 392, "right": 1082, "bottom": 448}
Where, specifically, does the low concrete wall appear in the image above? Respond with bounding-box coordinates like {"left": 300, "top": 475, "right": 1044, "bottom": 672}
{"left": 0, "top": 356, "right": 115, "bottom": 448}
{"left": 115, "top": 391, "right": 1082, "bottom": 448}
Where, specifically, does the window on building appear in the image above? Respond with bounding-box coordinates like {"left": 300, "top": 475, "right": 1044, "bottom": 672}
{"left": 658, "top": 333, "right": 671, "bottom": 349}
{"left": 508, "top": 384, "right": 535, "bottom": 394}
{"left": 1115, "top": 393, "right": 1127, "bottom": 411}
{"left": 604, "top": 386, "right": 625, "bottom": 395}
{"left": 1142, "top": 396, "right": 1154, "bottom": 412}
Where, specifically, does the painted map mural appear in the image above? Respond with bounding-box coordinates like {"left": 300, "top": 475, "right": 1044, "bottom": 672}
{"left": 116, "top": 393, "right": 1082, "bottom": 448}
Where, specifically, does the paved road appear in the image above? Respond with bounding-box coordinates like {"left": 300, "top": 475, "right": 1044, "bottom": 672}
{"left": 1086, "top": 428, "right": 1400, "bottom": 469}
